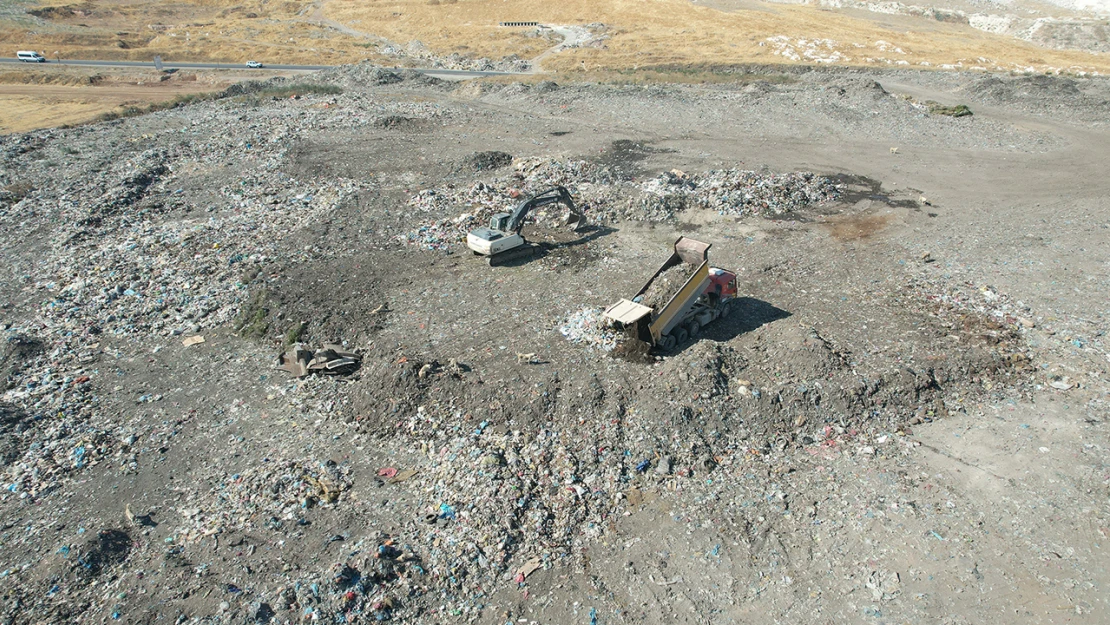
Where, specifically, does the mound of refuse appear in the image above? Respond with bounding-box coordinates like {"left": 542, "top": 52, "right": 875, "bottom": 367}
{"left": 396, "top": 159, "right": 840, "bottom": 251}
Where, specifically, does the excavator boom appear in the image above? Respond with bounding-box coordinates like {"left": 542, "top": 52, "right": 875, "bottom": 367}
{"left": 507, "top": 186, "right": 584, "bottom": 234}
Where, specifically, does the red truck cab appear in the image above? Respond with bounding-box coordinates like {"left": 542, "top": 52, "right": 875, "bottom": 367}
{"left": 707, "top": 267, "right": 738, "bottom": 301}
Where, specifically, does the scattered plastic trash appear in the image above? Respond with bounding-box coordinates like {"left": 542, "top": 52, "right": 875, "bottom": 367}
{"left": 72, "top": 446, "right": 86, "bottom": 469}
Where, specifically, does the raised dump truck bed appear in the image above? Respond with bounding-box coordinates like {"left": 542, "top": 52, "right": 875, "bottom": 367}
{"left": 604, "top": 237, "right": 737, "bottom": 351}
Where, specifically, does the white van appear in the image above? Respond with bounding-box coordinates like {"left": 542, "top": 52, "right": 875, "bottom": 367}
{"left": 16, "top": 51, "right": 46, "bottom": 63}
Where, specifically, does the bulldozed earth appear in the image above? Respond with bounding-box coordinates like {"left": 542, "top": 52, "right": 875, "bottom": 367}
{"left": 0, "top": 64, "right": 1109, "bottom": 624}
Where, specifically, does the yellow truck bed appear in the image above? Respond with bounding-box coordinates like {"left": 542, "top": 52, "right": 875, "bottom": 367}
{"left": 604, "top": 237, "right": 713, "bottom": 346}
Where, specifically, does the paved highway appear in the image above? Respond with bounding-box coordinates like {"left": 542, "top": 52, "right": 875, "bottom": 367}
{"left": 0, "top": 57, "right": 516, "bottom": 79}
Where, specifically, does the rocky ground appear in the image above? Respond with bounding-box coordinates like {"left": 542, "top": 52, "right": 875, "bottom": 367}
{"left": 0, "top": 64, "right": 1108, "bottom": 624}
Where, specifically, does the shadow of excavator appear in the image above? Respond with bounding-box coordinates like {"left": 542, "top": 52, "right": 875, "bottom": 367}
{"left": 536, "top": 224, "right": 617, "bottom": 251}
{"left": 491, "top": 225, "right": 618, "bottom": 267}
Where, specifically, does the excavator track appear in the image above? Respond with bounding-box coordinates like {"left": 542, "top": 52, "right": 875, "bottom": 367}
{"left": 487, "top": 243, "right": 539, "bottom": 266}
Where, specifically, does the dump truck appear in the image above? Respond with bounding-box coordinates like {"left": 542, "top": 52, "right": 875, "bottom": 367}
{"left": 603, "top": 237, "right": 738, "bottom": 351}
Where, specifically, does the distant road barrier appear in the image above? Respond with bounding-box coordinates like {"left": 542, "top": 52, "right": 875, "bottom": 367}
{"left": 0, "top": 57, "right": 524, "bottom": 77}
{"left": 499, "top": 21, "right": 539, "bottom": 27}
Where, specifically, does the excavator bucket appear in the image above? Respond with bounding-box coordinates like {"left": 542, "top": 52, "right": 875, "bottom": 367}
{"left": 563, "top": 211, "right": 587, "bottom": 232}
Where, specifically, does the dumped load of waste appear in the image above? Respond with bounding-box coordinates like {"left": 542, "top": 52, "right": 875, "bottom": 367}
{"left": 558, "top": 307, "right": 622, "bottom": 351}
{"left": 637, "top": 265, "right": 691, "bottom": 312}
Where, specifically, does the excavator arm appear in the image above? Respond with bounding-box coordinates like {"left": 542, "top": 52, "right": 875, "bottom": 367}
{"left": 506, "top": 186, "right": 585, "bottom": 234}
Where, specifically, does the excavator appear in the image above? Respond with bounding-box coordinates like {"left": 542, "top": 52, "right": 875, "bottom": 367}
{"left": 466, "top": 186, "right": 587, "bottom": 266}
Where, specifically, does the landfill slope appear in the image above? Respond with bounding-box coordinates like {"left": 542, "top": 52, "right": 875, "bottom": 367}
{"left": 0, "top": 66, "right": 1109, "bottom": 624}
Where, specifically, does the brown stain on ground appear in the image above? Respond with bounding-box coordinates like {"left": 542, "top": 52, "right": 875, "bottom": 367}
{"left": 825, "top": 212, "right": 893, "bottom": 241}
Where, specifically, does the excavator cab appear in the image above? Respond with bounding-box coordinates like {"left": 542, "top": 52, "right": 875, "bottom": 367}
{"left": 489, "top": 213, "right": 512, "bottom": 232}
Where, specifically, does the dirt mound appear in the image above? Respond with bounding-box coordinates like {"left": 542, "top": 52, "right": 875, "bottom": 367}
{"left": 466, "top": 150, "right": 513, "bottom": 171}
{"left": 1, "top": 334, "right": 44, "bottom": 388}
{"left": 533, "top": 80, "right": 560, "bottom": 94}
{"left": 319, "top": 65, "right": 404, "bottom": 88}
{"left": 373, "top": 115, "right": 427, "bottom": 130}
{"left": 960, "top": 73, "right": 1110, "bottom": 121}
{"left": 74, "top": 529, "right": 132, "bottom": 578}
{"left": 965, "top": 74, "right": 1082, "bottom": 103}
{"left": 611, "top": 337, "right": 653, "bottom": 363}
{"left": 808, "top": 76, "right": 891, "bottom": 101}
{"left": 27, "top": 4, "right": 89, "bottom": 19}
{"left": 0, "top": 72, "right": 102, "bottom": 87}
{"left": 398, "top": 69, "right": 447, "bottom": 87}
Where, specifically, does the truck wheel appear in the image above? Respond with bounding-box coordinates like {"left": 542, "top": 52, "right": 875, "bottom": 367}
{"left": 718, "top": 300, "right": 732, "bottom": 318}
{"left": 675, "top": 327, "right": 688, "bottom": 344}
{"left": 687, "top": 320, "right": 700, "bottom": 339}
{"left": 661, "top": 335, "right": 676, "bottom": 351}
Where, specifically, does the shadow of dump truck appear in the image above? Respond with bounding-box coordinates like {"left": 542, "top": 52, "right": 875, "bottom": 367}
{"left": 699, "top": 297, "right": 792, "bottom": 343}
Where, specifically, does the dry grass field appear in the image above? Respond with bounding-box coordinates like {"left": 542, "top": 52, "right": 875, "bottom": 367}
{"left": 1, "top": 0, "right": 1108, "bottom": 133}
{"left": 2, "top": 0, "right": 1107, "bottom": 73}
{"left": 322, "top": 0, "right": 1110, "bottom": 73}
{"left": 0, "top": 64, "right": 302, "bottom": 132}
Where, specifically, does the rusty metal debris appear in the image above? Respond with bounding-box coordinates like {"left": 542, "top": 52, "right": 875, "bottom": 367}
{"left": 277, "top": 343, "right": 362, "bottom": 378}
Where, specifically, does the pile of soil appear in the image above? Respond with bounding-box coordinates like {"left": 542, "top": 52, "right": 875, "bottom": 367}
{"left": 639, "top": 264, "right": 694, "bottom": 313}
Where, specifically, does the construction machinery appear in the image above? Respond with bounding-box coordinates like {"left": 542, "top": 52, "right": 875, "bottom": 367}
{"left": 466, "top": 186, "right": 586, "bottom": 266}
{"left": 603, "top": 237, "right": 738, "bottom": 351}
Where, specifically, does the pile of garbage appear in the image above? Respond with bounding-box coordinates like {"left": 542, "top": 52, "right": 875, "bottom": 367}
{"left": 375, "top": 41, "right": 533, "bottom": 74}
{"left": 512, "top": 156, "right": 623, "bottom": 188}
{"left": 1, "top": 95, "right": 376, "bottom": 502}
{"left": 640, "top": 168, "right": 841, "bottom": 217}
{"left": 396, "top": 176, "right": 611, "bottom": 252}
{"left": 395, "top": 159, "right": 841, "bottom": 251}
{"left": 267, "top": 536, "right": 422, "bottom": 624}
{"left": 400, "top": 427, "right": 614, "bottom": 587}
{"left": 558, "top": 307, "right": 622, "bottom": 351}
